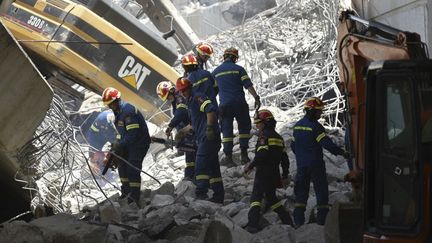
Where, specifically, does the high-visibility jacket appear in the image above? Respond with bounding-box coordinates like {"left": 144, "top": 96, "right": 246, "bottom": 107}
{"left": 212, "top": 59, "right": 253, "bottom": 106}
{"left": 86, "top": 110, "right": 116, "bottom": 151}
{"left": 114, "top": 101, "right": 150, "bottom": 151}
{"left": 168, "top": 90, "right": 190, "bottom": 131}
{"left": 187, "top": 92, "right": 220, "bottom": 142}
{"left": 291, "top": 116, "right": 343, "bottom": 167}
{"left": 251, "top": 127, "right": 289, "bottom": 178}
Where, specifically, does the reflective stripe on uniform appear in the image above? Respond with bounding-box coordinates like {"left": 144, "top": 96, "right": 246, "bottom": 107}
{"left": 268, "top": 138, "right": 284, "bottom": 147}
{"left": 241, "top": 75, "right": 250, "bottom": 81}
{"left": 257, "top": 145, "right": 269, "bottom": 151}
{"left": 222, "top": 137, "right": 234, "bottom": 143}
{"left": 250, "top": 201, "right": 261, "bottom": 208}
{"left": 120, "top": 177, "right": 129, "bottom": 182}
{"left": 129, "top": 182, "right": 141, "bottom": 187}
{"left": 186, "top": 162, "right": 195, "bottom": 167}
{"left": 238, "top": 133, "right": 251, "bottom": 138}
{"left": 116, "top": 134, "right": 121, "bottom": 139}
{"left": 196, "top": 174, "right": 210, "bottom": 180}
{"left": 91, "top": 125, "right": 100, "bottom": 132}
{"left": 210, "top": 177, "right": 223, "bottom": 183}
{"left": 177, "top": 104, "right": 188, "bottom": 109}
{"left": 126, "top": 123, "right": 140, "bottom": 130}
{"left": 316, "top": 132, "right": 326, "bottom": 142}
{"left": 271, "top": 201, "right": 282, "bottom": 210}
{"left": 215, "top": 70, "right": 239, "bottom": 77}
{"left": 192, "top": 77, "right": 208, "bottom": 87}
{"left": 200, "top": 100, "right": 211, "bottom": 112}
{"left": 294, "top": 126, "right": 312, "bottom": 131}
{"left": 295, "top": 203, "right": 306, "bottom": 208}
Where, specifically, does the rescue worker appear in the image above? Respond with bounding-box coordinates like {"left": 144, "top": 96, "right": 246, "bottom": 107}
{"left": 102, "top": 87, "right": 151, "bottom": 205}
{"left": 156, "top": 80, "right": 195, "bottom": 181}
{"left": 176, "top": 77, "right": 224, "bottom": 203}
{"left": 181, "top": 54, "right": 218, "bottom": 104}
{"left": 194, "top": 42, "right": 214, "bottom": 70}
{"left": 212, "top": 47, "right": 260, "bottom": 165}
{"left": 85, "top": 110, "right": 117, "bottom": 182}
{"left": 290, "top": 97, "right": 349, "bottom": 226}
{"left": 244, "top": 109, "right": 293, "bottom": 233}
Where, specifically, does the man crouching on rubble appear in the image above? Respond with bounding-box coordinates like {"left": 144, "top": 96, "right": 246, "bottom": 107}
{"left": 244, "top": 109, "right": 293, "bottom": 233}
{"left": 102, "top": 87, "right": 151, "bottom": 206}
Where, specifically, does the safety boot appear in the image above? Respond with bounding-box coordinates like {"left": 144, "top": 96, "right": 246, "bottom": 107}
{"left": 240, "top": 149, "right": 250, "bottom": 164}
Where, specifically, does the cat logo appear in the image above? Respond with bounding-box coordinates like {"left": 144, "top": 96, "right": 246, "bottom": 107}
{"left": 118, "top": 56, "right": 151, "bottom": 90}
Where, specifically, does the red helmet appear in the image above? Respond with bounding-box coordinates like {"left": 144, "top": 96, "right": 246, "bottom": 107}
{"left": 254, "top": 109, "right": 274, "bottom": 124}
{"left": 176, "top": 77, "right": 192, "bottom": 92}
{"left": 223, "top": 47, "right": 239, "bottom": 58}
{"left": 196, "top": 42, "right": 214, "bottom": 57}
{"left": 102, "top": 87, "right": 121, "bottom": 105}
{"left": 181, "top": 54, "right": 198, "bottom": 66}
{"left": 156, "top": 81, "right": 175, "bottom": 101}
{"left": 304, "top": 97, "right": 325, "bottom": 110}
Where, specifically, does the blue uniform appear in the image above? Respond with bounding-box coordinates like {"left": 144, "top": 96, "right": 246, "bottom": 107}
{"left": 168, "top": 91, "right": 195, "bottom": 179}
{"left": 290, "top": 115, "right": 344, "bottom": 225}
{"left": 186, "top": 69, "right": 218, "bottom": 108}
{"left": 187, "top": 91, "right": 224, "bottom": 202}
{"left": 212, "top": 59, "right": 253, "bottom": 154}
{"left": 86, "top": 110, "right": 116, "bottom": 151}
{"left": 247, "top": 128, "right": 292, "bottom": 228}
{"left": 114, "top": 101, "right": 151, "bottom": 202}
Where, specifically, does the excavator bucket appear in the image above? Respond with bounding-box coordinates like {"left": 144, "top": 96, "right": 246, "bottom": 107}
{"left": 0, "top": 21, "right": 53, "bottom": 202}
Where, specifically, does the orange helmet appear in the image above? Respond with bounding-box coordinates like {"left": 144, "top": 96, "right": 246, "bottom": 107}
{"left": 181, "top": 54, "right": 198, "bottom": 66}
{"left": 196, "top": 42, "right": 214, "bottom": 57}
{"left": 156, "top": 81, "right": 175, "bottom": 101}
{"left": 304, "top": 97, "right": 325, "bottom": 110}
{"left": 176, "top": 77, "right": 192, "bottom": 92}
{"left": 102, "top": 87, "right": 121, "bottom": 105}
{"left": 223, "top": 47, "right": 239, "bottom": 58}
{"left": 254, "top": 109, "right": 274, "bottom": 124}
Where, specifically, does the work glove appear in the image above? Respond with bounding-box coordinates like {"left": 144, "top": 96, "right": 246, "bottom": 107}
{"left": 165, "top": 126, "right": 173, "bottom": 137}
{"left": 254, "top": 95, "right": 261, "bottom": 109}
{"left": 206, "top": 125, "right": 216, "bottom": 141}
{"left": 342, "top": 150, "right": 350, "bottom": 159}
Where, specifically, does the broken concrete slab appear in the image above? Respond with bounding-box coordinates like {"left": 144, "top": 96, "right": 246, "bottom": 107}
{"left": 30, "top": 213, "right": 106, "bottom": 243}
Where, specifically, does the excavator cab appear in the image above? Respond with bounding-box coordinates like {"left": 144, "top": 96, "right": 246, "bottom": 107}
{"left": 363, "top": 60, "right": 432, "bottom": 242}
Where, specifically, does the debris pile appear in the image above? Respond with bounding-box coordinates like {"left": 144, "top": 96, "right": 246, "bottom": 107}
{"left": 206, "top": 0, "right": 344, "bottom": 128}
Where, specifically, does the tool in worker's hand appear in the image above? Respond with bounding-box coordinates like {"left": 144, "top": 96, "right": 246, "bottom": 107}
{"left": 151, "top": 136, "right": 196, "bottom": 153}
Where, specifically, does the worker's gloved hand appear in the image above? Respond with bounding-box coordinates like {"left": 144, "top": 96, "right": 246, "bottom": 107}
{"left": 206, "top": 125, "right": 217, "bottom": 141}
{"left": 342, "top": 150, "right": 350, "bottom": 159}
{"left": 254, "top": 95, "right": 261, "bottom": 109}
{"left": 165, "top": 126, "right": 173, "bottom": 137}
{"left": 281, "top": 175, "right": 291, "bottom": 188}
{"left": 111, "top": 140, "right": 123, "bottom": 154}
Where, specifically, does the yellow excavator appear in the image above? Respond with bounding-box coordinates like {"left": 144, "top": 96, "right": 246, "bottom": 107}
{"left": 0, "top": 0, "right": 196, "bottom": 221}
